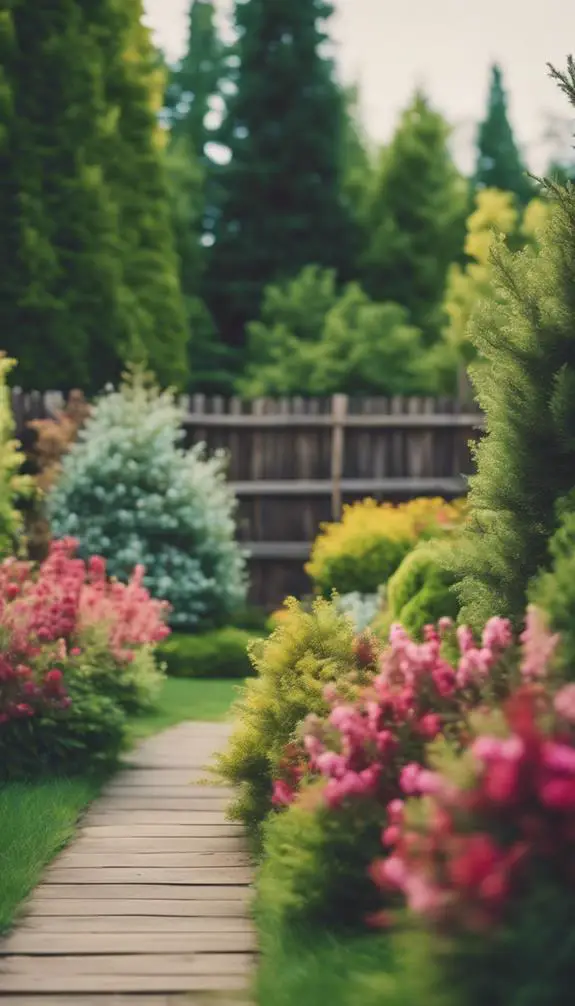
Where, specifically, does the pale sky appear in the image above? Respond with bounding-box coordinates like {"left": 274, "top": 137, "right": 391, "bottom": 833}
{"left": 144, "top": 0, "right": 575, "bottom": 173}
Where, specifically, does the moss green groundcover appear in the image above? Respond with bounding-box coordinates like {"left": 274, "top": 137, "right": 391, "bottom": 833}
{"left": 0, "top": 676, "right": 243, "bottom": 933}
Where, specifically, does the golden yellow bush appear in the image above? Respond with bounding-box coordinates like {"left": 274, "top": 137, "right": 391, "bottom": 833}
{"left": 306, "top": 496, "right": 466, "bottom": 596}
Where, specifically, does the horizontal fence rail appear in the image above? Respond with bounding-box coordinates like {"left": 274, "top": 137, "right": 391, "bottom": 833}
{"left": 12, "top": 390, "right": 483, "bottom": 609}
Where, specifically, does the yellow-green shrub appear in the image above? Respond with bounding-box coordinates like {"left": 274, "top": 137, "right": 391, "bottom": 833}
{"left": 383, "top": 539, "right": 460, "bottom": 640}
{"left": 0, "top": 355, "right": 33, "bottom": 556}
{"left": 306, "top": 497, "right": 466, "bottom": 596}
{"left": 215, "top": 597, "right": 371, "bottom": 836}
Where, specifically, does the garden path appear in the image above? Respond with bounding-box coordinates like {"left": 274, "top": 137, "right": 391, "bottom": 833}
{"left": 0, "top": 721, "right": 255, "bottom": 1005}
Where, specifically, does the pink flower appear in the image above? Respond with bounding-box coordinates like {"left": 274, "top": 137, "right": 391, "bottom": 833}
{"left": 271, "top": 780, "right": 295, "bottom": 807}
{"left": 457, "top": 625, "right": 475, "bottom": 654}
{"left": 554, "top": 684, "right": 575, "bottom": 724}
{"left": 418, "top": 713, "right": 441, "bottom": 739}
{"left": 520, "top": 606, "right": 559, "bottom": 681}
{"left": 400, "top": 762, "right": 423, "bottom": 795}
{"left": 482, "top": 617, "right": 513, "bottom": 651}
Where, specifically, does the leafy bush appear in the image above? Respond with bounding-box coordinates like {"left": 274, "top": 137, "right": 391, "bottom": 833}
{"left": 216, "top": 597, "right": 375, "bottom": 835}
{"left": 0, "top": 355, "right": 33, "bottom": 557}
{"left": 259, "top": 788, "right": 383, "bottom": 929}
{"left": 48, "top": 367, "right": 247, "bottom": 629}
{"left": 240, "top": 267, "right": 431, "bottom": 397}
{"left": 531, "top": 497, "right": 575, "bottom": 679}
{"left": 157, "top": 628, "right": 257, "bottom": 679}
{"left": 307, "top": 497, "right": 465, "bottom": 596}
{"left": 384, "top": 540, "right": 460, "bottom": 640}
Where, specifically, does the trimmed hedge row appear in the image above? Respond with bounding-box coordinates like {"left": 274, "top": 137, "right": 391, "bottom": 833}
{"left": 157, "top": 627, "right": 260, "bottom": 679}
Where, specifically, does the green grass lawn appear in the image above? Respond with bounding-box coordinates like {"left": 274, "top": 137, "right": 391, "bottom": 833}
{"left": 127, "top": 676, "right": 244, "bottom": 740}
{"left": 0, "top": 676, "right": 242, "bottom": 934}
{"left": 0, "top": 777, "right": 101, "bottom": 933}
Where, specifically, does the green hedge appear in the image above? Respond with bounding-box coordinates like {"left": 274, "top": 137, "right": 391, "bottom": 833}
{"left": 157, "top": 628, "right": 259, "bottom": 679}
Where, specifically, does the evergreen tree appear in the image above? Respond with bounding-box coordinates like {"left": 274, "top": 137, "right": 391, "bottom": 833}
{"left": 96, "top": 0, "right": 189, "bottom": 387}
{"left": 164, "top": 0, "right": 223, "bottom": 159}
{"left": 448, "top": 58, "right": 575, "bottom": 631}
{"left": 474, "top": 63, "right": 534, "bottom": 205}
{"left": 204, "top": 0, "right": 358, "bottom": 352}
{"left": 426, "top": 188, "right": 549, "bottom": 393}
{"left": 0, "top": 0, "right": 134, "bottom": 391}
{"left": 361, "top": 91, "right": 468, "bottom": 343}
{"left": 0, "top": 0, "right": 187, "bottom": 392}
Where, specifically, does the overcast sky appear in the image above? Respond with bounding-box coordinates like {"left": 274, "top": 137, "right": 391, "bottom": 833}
{"left": 144, "top": 0, "right": 575, "bottom": 172}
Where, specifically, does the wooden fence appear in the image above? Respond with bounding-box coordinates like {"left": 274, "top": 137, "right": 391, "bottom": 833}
{"left": 11, "top": 390, "right": 484, "bottom": 609}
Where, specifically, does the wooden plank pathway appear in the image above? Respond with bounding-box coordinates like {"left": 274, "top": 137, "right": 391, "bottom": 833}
{"left": 0, "top": 721, "right": 255, "bottom": 1005}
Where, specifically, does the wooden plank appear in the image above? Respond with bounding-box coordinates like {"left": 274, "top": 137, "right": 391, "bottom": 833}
{"left": 0, "top": 932, "right": 257, "bottom": 955}
{"left": 53, "top": 853, "right": 250, "bottom": 869}
{"left": 19, "top": 916, "right": 254, "bottom": 934}
{"left": 233, "top": 476, "right": 467, "bottom": 496}
{"left": 101, "top": 785, "right": 232, "bottom": 799}
{"left": 1, "top": 953, "right": 252, "bottom": 976}
{"left": 85, "top": 812, "right": 230, "bottom": 826}
{"left": 32, "top": 884, "right": 250, "bottom": 900}
{"left": 330, "top": 393, "right": 347, "bottom": 521}
{"left": 0, "top": 998, "right": 175, "bottom": 1006}
{"left": 45, "top": 868, "right": 252, "bottom": 885}
{"left": 97, "top": 797, "right": 230, "bottom": 812}
{"left": 80, "top": 825, "right": 242, "bottom": 838}
{"left": 109, "top": 770, "right": 217, "bottom": 786}
{"left": 0, "top": 973, "right": 249, "bottom": 994}
{"left": 73, "top": 837, "right": 248, "bottom": 854}
{"left": 182, "top": 411, "right": 483, "bottom": 429}
{"left": 26, "top": 900, "right": 249, "bottom": 917}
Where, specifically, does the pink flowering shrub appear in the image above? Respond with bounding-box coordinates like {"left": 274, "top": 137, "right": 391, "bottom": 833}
{"left": 373, "top": 680, "right": 575, "bottom": 931}
{"left": 0, "top": 538, "right": 171, "bottom": 777}
{"left": 260, "top": 613, "right": 527, "bottom": 929}
{"left": 273, "top": 614, "right": 516, "bottom": 811}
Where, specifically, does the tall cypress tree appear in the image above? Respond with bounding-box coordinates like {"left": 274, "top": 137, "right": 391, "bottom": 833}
{"left": 449, "top": 58, "right": 575, "bottom": 631}
{"left": 0, "top": 0, "right": 134, "bottom": 391}
{"left": 0, "top": 0, "right": 187, "bottom": 392}
{"left": 96, "top": 0, "right": 189, "bottom": 387}
{"left": 474, "top": 64, "right": 534, "bottom": 205}
{"left": 361, "top": 91, "right": 468, "bottom": 343}
{"left": 165, "top": 0, "right": 223, "bottom": 159}
{"left": 204, "top": 0, "right": 358, "bottom": 352}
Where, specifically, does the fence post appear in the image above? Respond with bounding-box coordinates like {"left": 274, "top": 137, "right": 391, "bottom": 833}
{"left": 330, "top": 394, "right": 348, "bottom": 521}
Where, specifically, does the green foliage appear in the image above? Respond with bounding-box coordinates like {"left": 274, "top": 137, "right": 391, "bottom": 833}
{"left": 530, "top": 498, "right": 575, "bottom": 678}
{"left": 259, "top": 791, "right": 384, "bottom": 929}
{"left": 205, "top": 0, "right": 358, "bottom": 352}
{"left": 385, "top": 541, "right": 460, "bottom": 640}
{"left": 215, "top": 597, "right": 359, "bottom": 833}
{"left": 0, "top": 356, "right": 33, "bottom": 557}
{"left": 474, "top": 64, "right": 534, "bottom": 206}
{"left": 360, "top": 91, "right": 468, "bottom": 344}
{"left": 164, "top": 135, "right": 233, "bottom": 393}
{"left": 374, "top": 884, "right": 575, "bottom": 1006}
{"left": 157, "top": 628, "right": 257, "bottom": 679}
{"left": 48, "top": 368, "right": 247, "bottom": 629}
{"left": 448, "top": 67, "right": 575, "bottom": 630}
{"left": 0, "top": 663, "right": 127, "bottom": 782}
{"left": 241, "top": 269, "right": 429, "bottom": 396}
{"left": 429, "top": 189, "right": 549, "bottom": 393}
{"left": 0, "top": 0, "right": 187, "bottom": 392}
{"left": 164, "top": 0, "right": 224, "bottom": 157}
